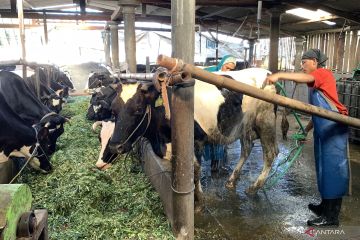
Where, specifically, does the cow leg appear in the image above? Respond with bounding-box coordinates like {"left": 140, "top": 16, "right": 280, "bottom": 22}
{"left": 245, "top": 158, "right": 272, "bottom": 195}
{"left": 194, "top": 157, "right": 204, "bottom": 213}
{"left": 225, "top": 138, "right": 252, "bottom": 190}
{"left": 246, "top": 132, "right": 278, "bottom": 195}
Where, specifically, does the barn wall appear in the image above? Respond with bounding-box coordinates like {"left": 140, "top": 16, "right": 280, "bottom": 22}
{"left": 305, "top": 30, "right": 360, "bottom": 74}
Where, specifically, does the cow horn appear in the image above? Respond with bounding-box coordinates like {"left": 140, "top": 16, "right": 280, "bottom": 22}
{"left": 92, "top": 121, "right": 103, "bottom": 132}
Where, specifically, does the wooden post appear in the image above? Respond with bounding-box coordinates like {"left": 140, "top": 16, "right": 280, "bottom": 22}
{"left": 17, "top": 0, "right": 26, "bottom": 78}
{"left": 43, "top": 11, "right": 48, "bottom": 46}
{"left": 146, "top": 56, "right": 150, "bottom": 73}
{"left": 120, "top": 0, "right": 140, "bottom": 73}
{"left": 104, "top": 23, "right": 112, "bottom": 66}
{"left": 110, "top": 21, "right": 120, "bottom": 70}
{"left": 337, "top": 31, "right": 345, "bottom": 73}
{"left": 171, "top": 0, "right": 195, "bottom": 239}
{"left": 269, "top": 8, "right": 282, "bottom": 73}
{"left": 248, "top": 39, "right": 255, "bottom": 66}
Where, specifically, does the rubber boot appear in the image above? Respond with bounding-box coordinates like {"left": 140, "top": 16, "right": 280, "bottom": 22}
{"left": 307, "top": 198, "right": 342, "bottom": 227}
{"left": 308, "top": 199, "right": 324, "bottom": 216}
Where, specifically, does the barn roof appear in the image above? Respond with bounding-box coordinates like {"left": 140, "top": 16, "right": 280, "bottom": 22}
{"left": 0, "top": 0, "right": 359, "bottom": 39}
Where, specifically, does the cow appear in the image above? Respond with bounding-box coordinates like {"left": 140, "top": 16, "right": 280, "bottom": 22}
{"left": 92, "top": 120, "right": 117, "bottom": 170}
{"left": 0, "top": 70, "right": 68, "bottom": 172}
{"left": 86, "top": 71, "right": 119, "bottom": 89}
{"left": 192, "top": 68, "right": 279, "bottom": 194}
{"left": 99, "top": 82, "right": 205, "bottom": 210}
{"left": 109, "top": 68, "right": 277, "bottom": 195}
{"left": 86, "top": 83, "right": 122, "bottom": 121}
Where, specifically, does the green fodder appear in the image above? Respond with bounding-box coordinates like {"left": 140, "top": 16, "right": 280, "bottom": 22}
{"left": 17, "top": 96, "right": 174, "bottom": 240}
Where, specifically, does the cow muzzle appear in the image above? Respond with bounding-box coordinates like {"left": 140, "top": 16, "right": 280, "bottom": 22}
{"left": 109, "top": 143, "right": 125, "bottom": 154}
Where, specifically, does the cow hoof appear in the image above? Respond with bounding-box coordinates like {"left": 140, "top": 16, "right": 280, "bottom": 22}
{"left": 195, "top": 204, "right": 204, "bottom": 213}
{"left": 225, "top": 180, "right": 236, "bottom": 190}
{"left": 245, "top": 186, "right": 258, "bottom": 195}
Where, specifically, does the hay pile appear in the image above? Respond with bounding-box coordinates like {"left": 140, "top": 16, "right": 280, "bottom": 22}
{"left": 17, "top": 96, "right": 173, "bottom": 239}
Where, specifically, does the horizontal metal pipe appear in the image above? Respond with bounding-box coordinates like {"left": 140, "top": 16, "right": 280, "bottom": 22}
{"left": 157, "top": 54, "right": 360, "bottom": 129}
{"left": 118, "top": 73, "right": 154, "bottom": 80}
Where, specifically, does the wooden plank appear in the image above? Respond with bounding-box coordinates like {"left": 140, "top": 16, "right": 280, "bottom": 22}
{"left": 328, "top": 33, "right": 335, "bottom": 69}
{"left": 343, "top": 31, "right": 351, "bottom": 72}
{"left": 349, "top": 30, "right": 358, "bottom": 71}
{"left": 355, "top": 34, "right": 360, "bottom": 69}
{"left": 319, "top": 34, "right": 325, "bottom": 52}
{"left": 333, "top": 32, "right": 340, "bottom": 71}
{"left": 17, "top": 0, "right": 26, "bottom": 79}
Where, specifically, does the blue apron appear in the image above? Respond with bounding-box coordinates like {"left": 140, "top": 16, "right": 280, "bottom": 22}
{"left": 309, "top": 89, "right": 350, "bottom": 199}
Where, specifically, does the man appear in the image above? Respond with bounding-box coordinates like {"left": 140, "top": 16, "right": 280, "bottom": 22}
{"left": 266, "top": 48, "right": 350, "bottom": 227}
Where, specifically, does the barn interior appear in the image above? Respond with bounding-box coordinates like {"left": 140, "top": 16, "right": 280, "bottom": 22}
{"left": 0, "top": 0, "right": 360, "bottom": 239}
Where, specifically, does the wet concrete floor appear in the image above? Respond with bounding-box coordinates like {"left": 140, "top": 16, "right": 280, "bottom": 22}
{"left": 195, "top": 114, "right": 360, "bottom": 240}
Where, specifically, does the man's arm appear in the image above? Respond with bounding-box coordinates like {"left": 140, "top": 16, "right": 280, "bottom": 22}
{"left": 266, "top": 72, "right": 315, "bottom": 84}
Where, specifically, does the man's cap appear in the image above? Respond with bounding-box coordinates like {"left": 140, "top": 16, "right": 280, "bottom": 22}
{"left": 302, "top": 48, "right": 328, "bottom": 67}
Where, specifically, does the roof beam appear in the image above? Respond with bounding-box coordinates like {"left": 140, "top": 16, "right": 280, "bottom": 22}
{"left": 304, "top": 25, "right": 360, "bottom": 35}
{"left": 140, "top": 0, "right": 258, "bottom": 7}
{"left": 111, "top": 6, "right": 122, "bottom": 21}
{"left": 0, "top": 10, "right": 111, "bottom": 21}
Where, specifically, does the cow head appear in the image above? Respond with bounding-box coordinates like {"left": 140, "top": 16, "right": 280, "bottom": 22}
{"left": 109, "top": 83, "right": 160, "bottom": 155}
{"left": 92, "top": 121, "right": 117, "bottom": 170}
{"left": 86, "top": 84, "right": 122, "bottom": 121}
{"left": 39, "top": 112, "right": 68, "bottom": 154}
{"left": 28, "top": 124, "right": 53, "bottom": 173}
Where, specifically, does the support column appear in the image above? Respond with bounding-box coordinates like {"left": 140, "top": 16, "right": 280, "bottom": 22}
{"left": 103, "top": 23, "right": 112, "bottom": 66}
{"left": 120, "top": 0, "right": 140, "bottom": 73}
{"left": 268, "top": 9, "right": 282, "bottom": 73}
{"left": 110, "top": 21, "right": 120, "bottom": 70}
{"left": 248, "top": 39, "right": 255, "bottom": 66}
{"left": 171, "top": 0, "right": 195, "bottom": 239}
{"left": 17, "top": 0, "right": 26, "bottom": 78}
{"left": 294, "top": 37, "right": 304, "bottom": 71}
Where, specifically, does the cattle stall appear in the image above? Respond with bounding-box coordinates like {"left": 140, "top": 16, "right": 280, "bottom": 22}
{"left": 337, "top": 76, "right": 360, "bottom": 142}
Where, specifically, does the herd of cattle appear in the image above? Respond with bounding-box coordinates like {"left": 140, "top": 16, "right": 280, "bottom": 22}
{"left": 1, "top": 64, "right": 282, "bottom": 211}
{"left": 0, "top": 65, "right": 73, "bottom": 173}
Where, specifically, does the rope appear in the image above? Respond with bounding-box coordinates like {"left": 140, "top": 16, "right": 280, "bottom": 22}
{"left": 9, "top": 143, "right": 40, "bottom": 184}
{"left": 262, "top": 82, "right": 308, "bottom": 190}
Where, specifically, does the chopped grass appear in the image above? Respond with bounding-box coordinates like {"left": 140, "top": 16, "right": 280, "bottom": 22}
{"left": 17, "top": 96, "right": 174, "bottom": 240}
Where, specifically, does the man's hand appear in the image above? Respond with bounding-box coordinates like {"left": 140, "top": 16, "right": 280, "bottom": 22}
{"left": 265, "top": 73, "right": 280, "bottom": 85}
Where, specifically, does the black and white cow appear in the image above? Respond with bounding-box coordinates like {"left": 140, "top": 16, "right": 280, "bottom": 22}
{"left": 107, "top": 67, "right": 278, "bottom": 195}
{"left": 0, "top": 70, "right": 68, "bottom": 172}
{"left": 86, "top": 83, "right": 122, "bottom": 121}
{"left": 86, "top": 71, "right": 119, "bottom": 89}
{"left": 91, "top": 82, "right": 205, "bottom": 209}
{"left": 92, "top": 120, "right": 117, "bottom": 170}
{"left": 193, "top": 68, "right": 279, "bottom": 194}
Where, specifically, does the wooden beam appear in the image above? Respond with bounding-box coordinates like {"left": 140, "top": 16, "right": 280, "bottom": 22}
{"left": 111, "top": 6, "right": 122, "bottom": 21}
{"left": 0, "top": 11, "right": 111, "bottom": 21}
{"left": 17, "top": 0, "right": 26, "bottom": 79}
{"left": 304, "top": 25, "right": 360, "bottom": 35}
{"left": 141, "top": 0, "right": 258, "bottom": 7}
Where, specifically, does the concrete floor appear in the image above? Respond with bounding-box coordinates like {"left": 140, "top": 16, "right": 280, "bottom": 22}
{"left": 195, "top": 113, "right": 360, "bottom": 240}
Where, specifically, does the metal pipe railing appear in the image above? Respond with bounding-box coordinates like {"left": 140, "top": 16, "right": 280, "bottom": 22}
{"left": 157, "top": 54, "right": 360, "bottom": 129}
